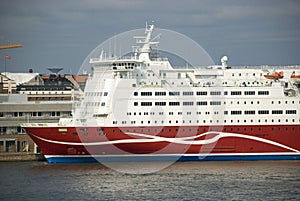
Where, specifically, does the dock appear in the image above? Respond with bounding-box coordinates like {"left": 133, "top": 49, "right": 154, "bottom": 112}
{"left": 0, "top": 152, "right": 45, "bottom": 162}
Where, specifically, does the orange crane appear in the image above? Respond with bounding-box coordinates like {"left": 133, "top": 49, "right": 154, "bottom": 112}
{"left": 0, "top": 43, "right": 22, "bottom": 50}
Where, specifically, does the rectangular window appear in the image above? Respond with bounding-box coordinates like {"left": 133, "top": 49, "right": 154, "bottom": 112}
{"left": 258, "top": 110, "right": 269, "bottom": 114}
{"left": 286, "top": 110, "right": 297, "bottom": 114}
{"left": 141, "top": 102, "right": 152, "bottom": 106}
{"left": 155, "top": 102, "right": 166, "bottom": 106}
{"left": 210, "top": 91, "right": 221, "bottom": 96}
{"left": 141, "top": 92, "right": 152, "bottom": 96}
{"left": 169, "top": 102, "right": 180, "bottom": 106}
{"left": 258, "top": 91, "right": 269, "bottom": 95}
{"left": 196, "top": 91, "right": 207, "bottom": 96}
{"left": 244, "top": 91, "right": 255, "bottom": 95}
{"left": 169, "top": 91, "right": 180, "bottom": 96}
{"left": 134, "top": 92, "right": 138, "bottom": 96}
{"left": 244, "top": 110, "right": 255, "bottom": 115}
{"left": 103, "top": 92, "right": 108, "bottom": 96}
{"left": 183, "top": 91, "right": 194, "bottom": 96}
{"left": 210, "top": 101, "right": 221, "bottom": 105}
{"left": 272, "top": 110, "right": 283, "bottom": 114}
{"left": 155, "top": 92, "right": 166, "bottom": 96}
{"left": 183, "top": 101, "right": 194, "bottom": 106}
{"left": 231, "top": 91, "right": 242, "bottom": 95}
{"left": 197, "top": 101, "right": 207, "bottom": 106}
{"left": 134, "top": 102, "right": 138, "bottom": 106}
{"left": 231, "top": 111, "right": 242, "bottom": 115}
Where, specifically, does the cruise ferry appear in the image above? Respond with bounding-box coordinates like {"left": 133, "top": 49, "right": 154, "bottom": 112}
{"left": 22, "top": 24, "right": 300, "bottom": 163}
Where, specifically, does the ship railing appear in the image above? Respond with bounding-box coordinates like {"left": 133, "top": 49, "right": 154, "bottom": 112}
{"left": 151, "top": 57, "right": 169, "bottom": 61}
{"left": 20, "top": 122, "right": 59, "bottom": 127}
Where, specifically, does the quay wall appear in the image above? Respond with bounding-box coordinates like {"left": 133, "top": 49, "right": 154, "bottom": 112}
{"left": 0, "top": 153, "right": 45, "bottom": 162}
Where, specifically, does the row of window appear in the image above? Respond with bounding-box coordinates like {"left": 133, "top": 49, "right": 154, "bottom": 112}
{"left": 232, "top": 72, "right": 262, "bottom": 77}
{"left": 125, "top": 110, "right": 297, "bottom": 116}
{"left": 133, "top": 100, "right": 299, "bottom": 106}
{"left": 85, "top": 92, "right": 108, "bottom": 97}
{"left": 112, "top": 118, "right": 298, "bottom": 125}
{"left": 84, "top": 102, "right": 105, "bottom": 107}
{"left": 0, "top": 126, "right": 26, "bottom": 135}
{"left": 228, "top": 110, "right": 296, "bottom": 115}
{"left": 133, "top": 90, "right": 270, "bottom": 96}
{"left": 0, "top": 111, "right": 71, "bottom": 118}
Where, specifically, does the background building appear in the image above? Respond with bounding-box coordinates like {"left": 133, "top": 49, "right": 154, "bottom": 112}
{"left": 0, "top": 70, "right": 87, "bottom": 154}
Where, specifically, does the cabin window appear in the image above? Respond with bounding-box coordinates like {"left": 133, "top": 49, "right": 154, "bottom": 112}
{"left": 141, "top": 92, "right": 152, "bottom": 96}
{"left": 231, "top": 111, "right": 242, "bottom": 115}
{"left": 155, "top": 102, "right": 166, "bottom": 106}
{"left": 197, "top": 101, "right": 207, "bottom": 106}
{"left": 258, "top": 110, "right": 269, "bottom": 114}
{"left": 272, "top": 110, "right": 283, "bottom": 114}
{"left": 196, "top": 91, "right": 207, "bottom": 96}
{"left": 244, "top": 91, "right": 255, "bottom": 95}
{"left": 244, "top": 110, "right": 255, "bottom": 115}
{"left": 183, "top": 102, "right": 194, "bottom": 106}
{"left": 169, "top": 102, "right": 180, "bottom": 106}
{"left": 183, "top": 91, "right": 194, "bottom": 96}
{"left": 231, "top": 91, "right": 242, "bottom": 95}
{"left": 210, "top": 101, "right": 221, "bottom": 105}
{"left": 210, "top": 91, "right": 221, "bottom": 96}
{"left": 286, "top": 110, "right": 296, "bottom": 114}
{"left": 258, "top": 91, "right": 269, "bottom": 95}
{"left": 155, "top": 91, "right": 166, "bottom": 96}
{"left": 141, "top": 102, "right": 152, "bottom": 106}
{"left": 169, "top": 91, "right": 180, "bottom": 96}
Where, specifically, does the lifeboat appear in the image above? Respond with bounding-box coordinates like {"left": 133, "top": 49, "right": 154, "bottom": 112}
{"left": 291, "top": 71, "right": 300, "bottom": 83}
{"left": 264, "top": 71, "right": 284, "bottom": 80}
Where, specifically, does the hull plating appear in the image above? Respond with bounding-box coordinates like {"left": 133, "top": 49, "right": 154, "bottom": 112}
{"left": 24, "top": 125, "right": 300, "bottom": 163}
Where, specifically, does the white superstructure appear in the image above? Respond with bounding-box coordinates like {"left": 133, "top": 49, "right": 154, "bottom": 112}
{"left": 68, "top": 24, "right": 300, "bottom": 129}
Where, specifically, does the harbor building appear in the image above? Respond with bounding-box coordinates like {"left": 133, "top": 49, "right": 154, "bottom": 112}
{"left": 0, "top": 71, "right": 86, "bottom": 154}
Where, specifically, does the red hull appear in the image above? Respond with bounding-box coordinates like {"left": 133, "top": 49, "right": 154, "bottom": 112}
{"left": 24, "top": 125, "right": 300, "bottom": 159}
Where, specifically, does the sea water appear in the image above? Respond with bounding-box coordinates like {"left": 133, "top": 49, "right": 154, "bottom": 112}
{"left": 0, "top": 161, "right": 299, "bottom": 200}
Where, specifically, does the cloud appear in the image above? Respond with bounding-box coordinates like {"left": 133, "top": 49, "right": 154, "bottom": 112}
{"left": 1, "top": 0, "right": 300, "bottom": 72}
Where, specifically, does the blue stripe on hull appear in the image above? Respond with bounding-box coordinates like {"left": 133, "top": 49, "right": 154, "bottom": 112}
{"left": 46, "top": 154, "right": 300, "bottom": 163}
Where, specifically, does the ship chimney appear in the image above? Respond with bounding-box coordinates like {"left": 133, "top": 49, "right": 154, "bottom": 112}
{"left": 221, "top": 56, "right": 228, "bottom": 69}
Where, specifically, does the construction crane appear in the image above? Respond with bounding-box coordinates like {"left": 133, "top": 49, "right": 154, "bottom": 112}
{"left": 0, "top": 43, "right": 22, "bottom": 50}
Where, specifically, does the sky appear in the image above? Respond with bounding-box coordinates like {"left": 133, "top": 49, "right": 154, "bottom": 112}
{"left": 0, "top": 0, "right": 300, "bottom": 74}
